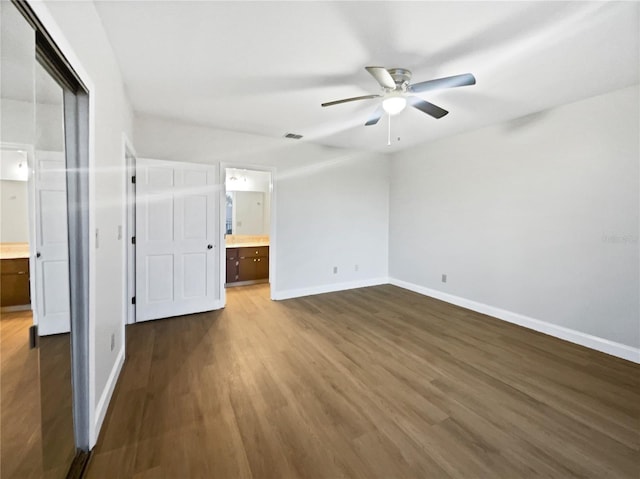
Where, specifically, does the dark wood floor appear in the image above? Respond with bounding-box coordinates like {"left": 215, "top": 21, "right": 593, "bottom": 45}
{"left": 87, "top": 284, "right": 640, "bottom": 478}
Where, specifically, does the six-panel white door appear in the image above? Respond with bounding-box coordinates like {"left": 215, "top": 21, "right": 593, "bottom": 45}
{"left": 135, "top": 158, "right": 219, "bottom": 322}
{"left": 34, "top": 150, "right": 71, "bottom": 335}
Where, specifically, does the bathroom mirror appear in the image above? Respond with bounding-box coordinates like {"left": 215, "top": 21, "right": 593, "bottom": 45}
{"left": 225, "top": 168, "right": 271, "bottom": 236}
{"left": 226, "top": 191, "right": 268, "bottom": 235}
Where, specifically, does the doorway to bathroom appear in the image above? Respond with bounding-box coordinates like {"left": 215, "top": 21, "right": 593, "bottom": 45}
{"left": 221, "top": 166, "right": 275, "bottom": 302}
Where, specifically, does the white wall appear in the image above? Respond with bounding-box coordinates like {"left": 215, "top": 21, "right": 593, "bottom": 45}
{"left": 0, "top": 180, "right": 29, "bottom": 242}
{"left": 31, "top": 1, "right": 134, "bottom": 446}
{"left": 226, "top": 168, "right": 270, "bottom": 193}
{"left": 275, "top": 151, "right": 389, "bottom": 295}
{"left": 1, "top": 99, "right": 33, "bottom": 145}
{"left": 135, "top": 115, "right": 390, "bottom": 297}
{"left": 389, "top": 85, "right": 639, "bottom": 351}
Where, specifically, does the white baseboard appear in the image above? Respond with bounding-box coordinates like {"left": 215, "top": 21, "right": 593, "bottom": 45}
{"left": 389, "top": 278, "right": 640, "bottom": 364}
{"left": 91, "top": 345, "right": 125, "bottom": 447}
{"left": 272, "top": 277, "right": 390, "bottom": 301}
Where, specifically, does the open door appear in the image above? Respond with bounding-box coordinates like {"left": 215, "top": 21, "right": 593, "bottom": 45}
{"left": 135, "top": 158, "right": 220, "bottom": 321}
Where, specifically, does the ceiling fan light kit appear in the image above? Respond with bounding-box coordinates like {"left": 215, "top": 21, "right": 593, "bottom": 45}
{"left": 382, "top": 93, "right": 407, "bottom": 115}
{"left": 321, "top": 66, "right": 476, "bottom": 130}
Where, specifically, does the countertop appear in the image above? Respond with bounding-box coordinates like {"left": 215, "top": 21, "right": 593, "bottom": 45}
{"left": 0, "top": 243, "right": 30, "bottom": 260}
{"left": 225, "top": 235, "right": 269, "bottom": 248}
{"left": 226, "top": 242, "right": 270, "bottom": 248}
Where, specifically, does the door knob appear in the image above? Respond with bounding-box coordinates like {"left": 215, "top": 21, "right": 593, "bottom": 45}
{"left": 36, "top": 252, "right": 41, "bottom": 258}
{"left": 207, "top": 244, "right": 213, "bottom": 250}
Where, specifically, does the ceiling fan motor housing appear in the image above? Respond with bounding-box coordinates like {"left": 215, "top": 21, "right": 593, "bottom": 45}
{"left": 387, "top": 68, "right": 412, "bottom": 90}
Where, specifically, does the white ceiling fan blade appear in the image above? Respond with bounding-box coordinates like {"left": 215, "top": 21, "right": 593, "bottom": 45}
{"left": 365, "top": 105, "right": 384, "bottom": 126}
{"left": 409, "top": 73, "right": 476, "bottom": 93}
{"left": 365, "top": 66, "right": 396, "bottom": 89}
{"left": 321, "top": 94, "right": 381, "bottom": 107}
{"left": 408, "top": 96, "right": 449, "bottom": 119}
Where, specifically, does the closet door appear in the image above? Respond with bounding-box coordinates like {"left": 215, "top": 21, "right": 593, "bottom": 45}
{"left": 1, "top": 3, "right": 78, "bottom": 478}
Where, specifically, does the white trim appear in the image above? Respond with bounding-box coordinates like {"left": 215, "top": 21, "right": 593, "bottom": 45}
{"left": 122, "top": 134, "right": 136, "bottom": 325}
{"left": 218, "top": 163, "right": 227, "bottom": 307}
{"left": 91, "top": 345, "right": 124, "bottom": 446}
{"left": 389, "top": 278, "right": 640, "bottom": 364}
{"left": 272, "top": 277, "right": 390, "bottom": 301}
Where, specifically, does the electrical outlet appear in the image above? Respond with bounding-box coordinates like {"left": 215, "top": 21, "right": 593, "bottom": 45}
{"left": 110, "top": 333, "right": 115, "bottom": 351}
{"left": 95, "top": 228, "right": 100, "bottom": 248}
{"left": 333, "top": 266, "right": 338, "bottom": 274}
{"left": 354, "top": 264, "right": 359, "bottom": 272}
{"left": 117, "top": 225, "right": 122, "bottom": 240}
{"left": 442, "top": 274, "right": 447, "bottom": 283}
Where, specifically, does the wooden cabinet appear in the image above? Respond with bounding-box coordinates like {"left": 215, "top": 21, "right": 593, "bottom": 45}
{"left": 1, "top": 258, "right": 30, "bottom": 307}
{"left": 226, "top": 248, "right": 240, "bottom": 284}
{"left": 225, "top": 246, "right": 269, "bottom": 285}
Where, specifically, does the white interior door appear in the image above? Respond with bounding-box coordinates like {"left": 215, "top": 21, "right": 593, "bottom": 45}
{"left": 136, "top": 158, "right": 219, "bottom": 322}
{"left": 34, "top": 150, "right": 70, "bottom": 335}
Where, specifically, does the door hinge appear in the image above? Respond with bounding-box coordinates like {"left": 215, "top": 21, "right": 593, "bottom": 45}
{"left": 131, "top": 296, "right": 136, "bottom": 305}
{"left": 29, "top": 325, "right": 38, "bottom": 349}
{"left": 131, "top": 236, "right": 136, "bottom": 245}
{"left": 131, "top": 175, "right": 136, "bottom": 184}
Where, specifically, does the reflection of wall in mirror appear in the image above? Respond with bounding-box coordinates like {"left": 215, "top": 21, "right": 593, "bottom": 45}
{"left": 234, "top": 191, "right": 267, "bottom": 235}
{"left": 1, "top": 149, "right": 29, "bottom": 242}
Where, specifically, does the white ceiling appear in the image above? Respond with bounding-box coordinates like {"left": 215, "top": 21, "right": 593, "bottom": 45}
{"left": 94, "top": 1, "right": 639, "bottom": 153}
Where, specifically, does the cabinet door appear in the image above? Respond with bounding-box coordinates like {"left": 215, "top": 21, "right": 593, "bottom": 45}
{"left": 1, "top": 259, "right": 30, "bottom": 306}
{"left": 238, "top": 258, "right": 257, "bottom": 281}
{"left": 255, "top": 256, "right": 269, "bottom": 280}
{"left": 225, "top": 259, "right": 239, "bottom": 284}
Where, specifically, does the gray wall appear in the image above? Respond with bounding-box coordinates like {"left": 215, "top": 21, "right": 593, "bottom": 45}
{"left": 389, "top": 85, "right": 639, "bottom": 348}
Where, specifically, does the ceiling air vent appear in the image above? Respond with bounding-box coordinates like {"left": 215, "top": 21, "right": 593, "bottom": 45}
{"left": 284, "top": 133, "right": 303, "bottom": 140}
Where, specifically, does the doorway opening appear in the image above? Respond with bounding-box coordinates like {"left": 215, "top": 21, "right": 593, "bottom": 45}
{"left": 222, "top": 166, "right": 275, "bottom": 298}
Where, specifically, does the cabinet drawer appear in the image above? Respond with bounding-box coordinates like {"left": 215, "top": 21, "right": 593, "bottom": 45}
{"left": 238, "top": 246, "right": 269, "bottom": 258}
{"left": 226, "top": 248, "right": 239, "bottom": 261}
{"left": 1, "top": 258, "right": 29, "bottom": 274}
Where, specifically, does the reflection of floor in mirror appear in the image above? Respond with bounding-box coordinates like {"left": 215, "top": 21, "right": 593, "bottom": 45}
{"left": 0, "top": 310, "right": 76, "bottom": 479}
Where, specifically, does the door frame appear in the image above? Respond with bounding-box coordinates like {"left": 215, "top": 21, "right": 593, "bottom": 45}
{"left": 219, "top": 162, "right": 277, "bottom": 305}
{"left": 122, "top": 135, "right": 136, "bottom": 325}
{"left": 0, "top": 142, "right": 38, "bottom": 319}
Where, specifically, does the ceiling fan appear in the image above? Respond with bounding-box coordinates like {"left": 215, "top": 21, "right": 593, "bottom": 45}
{"left": 321, "top": 66, "right": 476, "bottom": 126}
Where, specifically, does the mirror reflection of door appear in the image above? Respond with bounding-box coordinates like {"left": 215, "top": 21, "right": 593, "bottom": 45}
{"left": 0, "top": 2, "right": 76, "bottom": 477}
